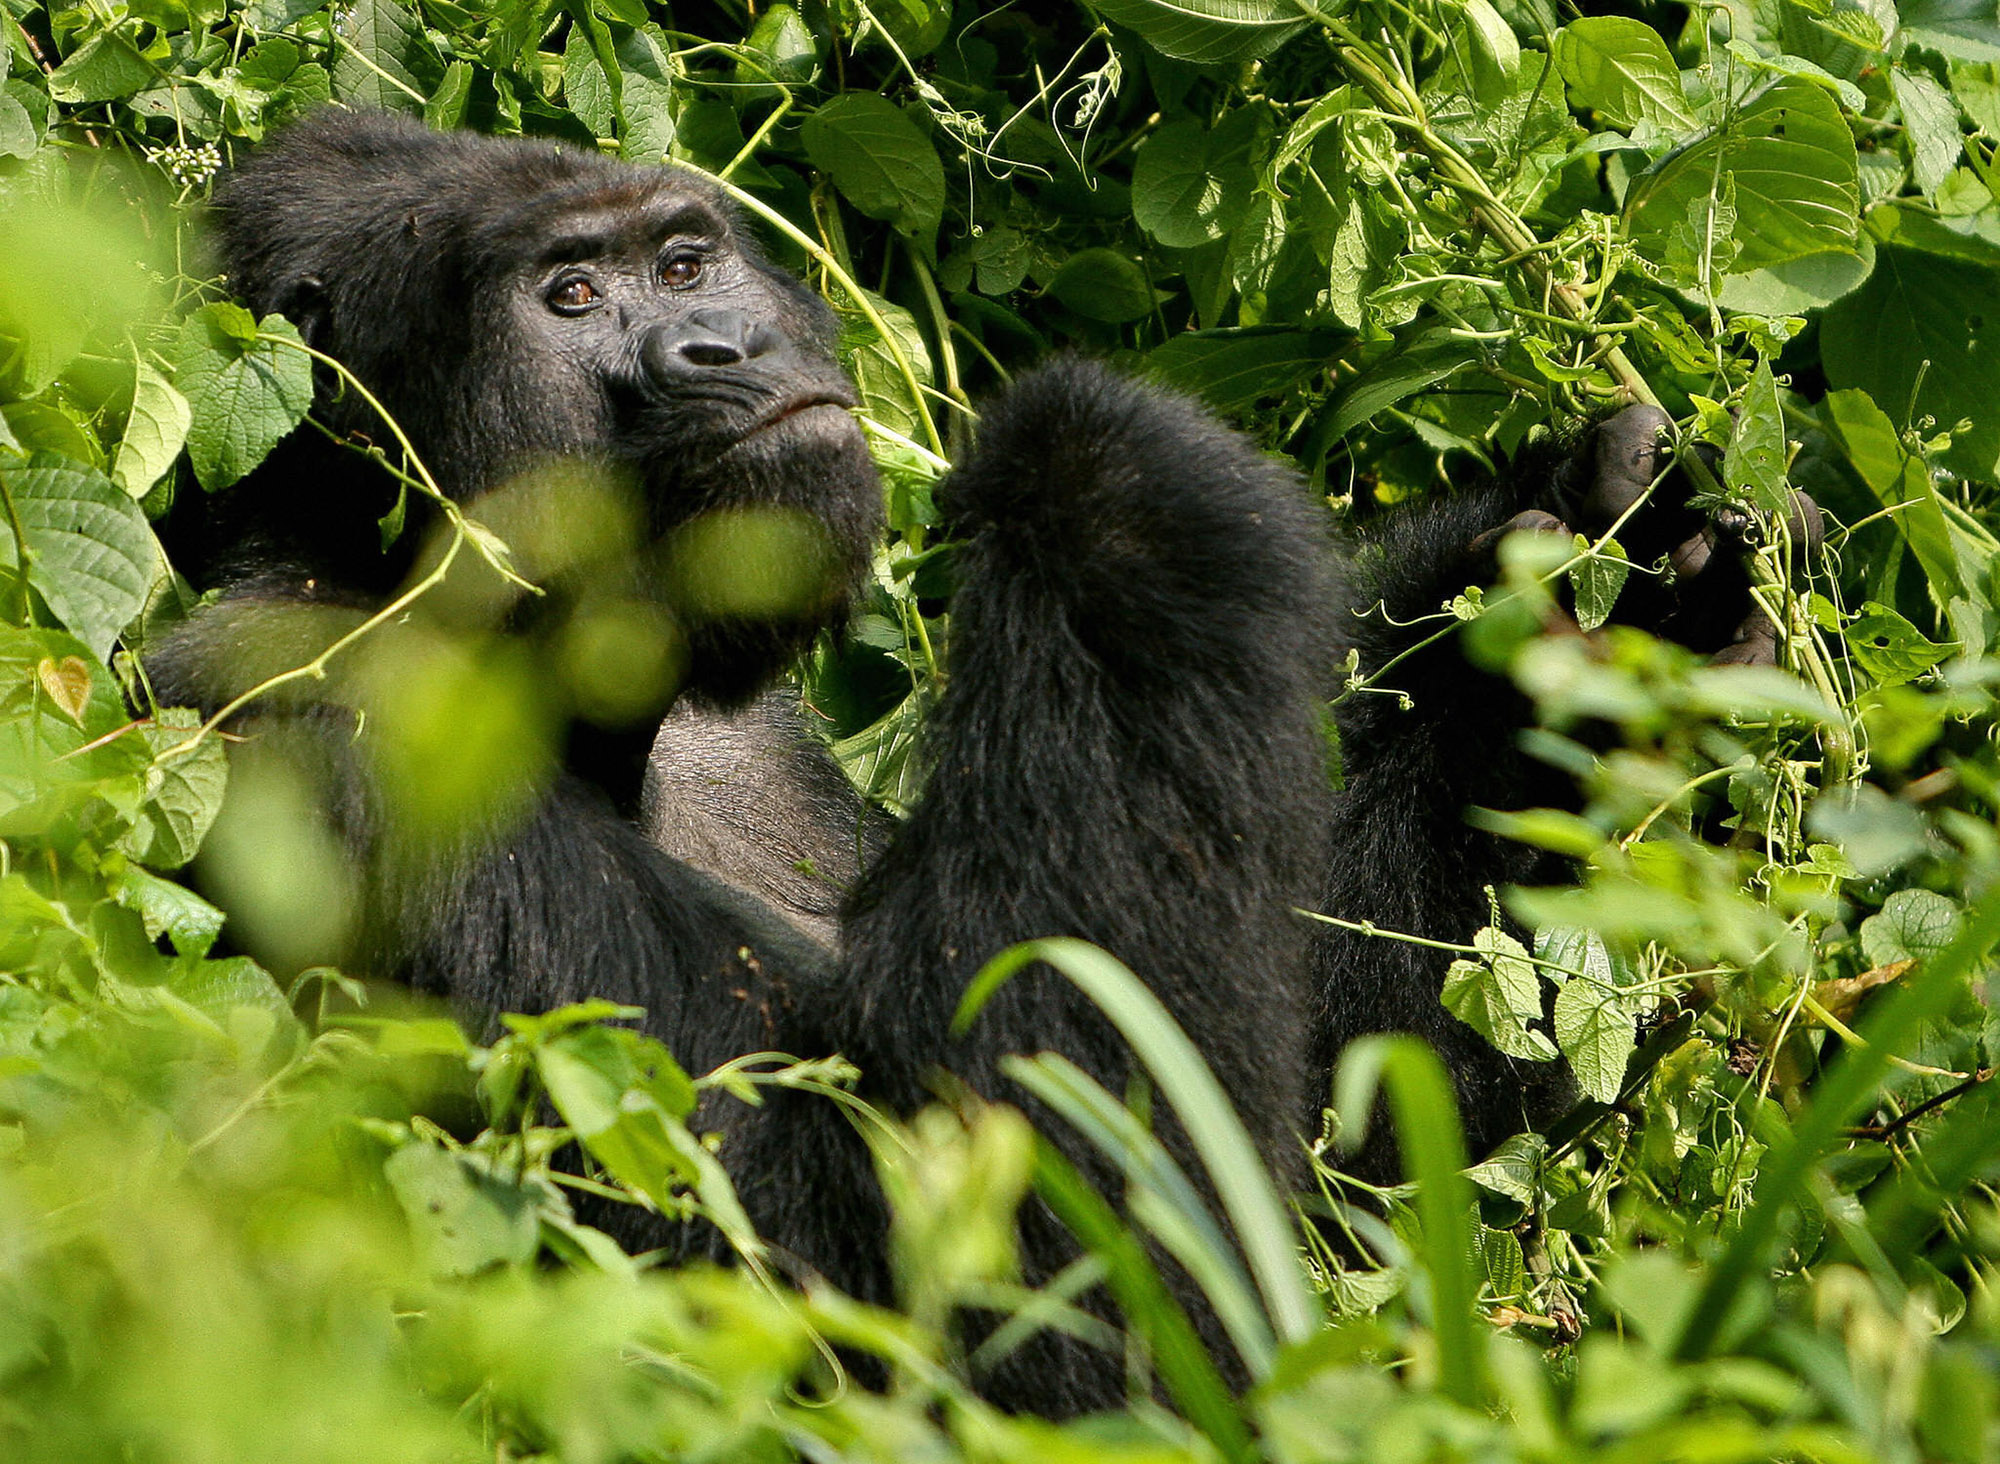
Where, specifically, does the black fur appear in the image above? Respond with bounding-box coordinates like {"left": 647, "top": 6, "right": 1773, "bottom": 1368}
{"left": 149, "top": 110, "right": 1704, "bottom": 1416}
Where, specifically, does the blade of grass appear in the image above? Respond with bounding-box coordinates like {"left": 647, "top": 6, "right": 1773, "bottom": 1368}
{"left": 1332, "top": 1034, "right": 1488, "bottom": 1408}
{"left": 1031, "top": 1138, "right": 1256, "bottom": 1464}
{"left": 1002, "top": 1051, "right": 1276, "bottom": 1376}
{"left": 955, "top": 937, "right": 1321, "bottom": 1347}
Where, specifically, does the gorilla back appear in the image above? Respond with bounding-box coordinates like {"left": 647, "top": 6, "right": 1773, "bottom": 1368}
{"left": 151, "top": 109, "right": 1614, "bottom": 1417}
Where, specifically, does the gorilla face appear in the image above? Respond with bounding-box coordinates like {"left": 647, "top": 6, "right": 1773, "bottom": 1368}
{"left": 210, "top": 111, "right": 883, "bottom": 702}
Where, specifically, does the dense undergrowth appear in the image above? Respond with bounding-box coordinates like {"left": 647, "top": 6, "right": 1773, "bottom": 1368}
{"left": 5, "top": 0, "right": 2000, "bottom": 1457}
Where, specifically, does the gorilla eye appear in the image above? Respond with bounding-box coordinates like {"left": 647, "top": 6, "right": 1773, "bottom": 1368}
{"left": 659, "top": 252, "right": 704, "bottom": 290}
{"left": 547, "top": 276, "right": 602, "bottom": 315}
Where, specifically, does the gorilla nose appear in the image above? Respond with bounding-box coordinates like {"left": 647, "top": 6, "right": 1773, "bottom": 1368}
{"left": 640, "top": 310, "right": 785, "bottom": 383}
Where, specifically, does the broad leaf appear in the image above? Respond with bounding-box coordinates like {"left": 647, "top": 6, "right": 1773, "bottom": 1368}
{"left": 1843, "top": 601, "right": 1954, "bottom": 687}
{"left": 48, "top": 32, "right": 155, "bottom": 104}
{"left": 111, "top": 359, "right": 190, "bottom": 500}
{"left": 1553, "top": 980, "right": 1635, "bottom": 1103}
{"left": 1722, "top": 359, "right": 1791, "bottom": 516}
{"left": 1901, "top": 0, "right": 2000, "bottom": 60}
{"left": 175, "top": 305, "right": 314, "bottom": 492}
{"left": 1625, "top": 77, "right": 1860, "bottom": 272}
{"left": 329, "top": 0, "right": 438, "bottom": 112}
{"left": 1440, "top": 926, "right": 1558, "bottom": 1061}
{"left": 0, "top": 452, "right": 157, "bottom": 659}
{"left": 1861, "top": 888, "right": 1965, "bottom": 967}
{"left": 1131, "top": 113, "right": 1262, "bottom": 250}
{"left": 1049, "top": 249, "right": 1157, "bottom": 324}
{"left": 1569, "top": 533, "right": 1630, "bottom": 632}
{"left": 1145, "top": 327, "right": 1348, "bottom": 412}
{"left": 802, "top": 94, "right": 944, "bottom": 240}
{"left": 1555, "top": 16, "right": 1696, "bottom": 132}
{"left": 1820, "top": 388, "right": 1966, "bottom": 600}
{"left": 1822, "top": 212, "right": 2000, "bottom": 478}
{"left": 1087, "top": 0, "right": 1302, "bottom": 64}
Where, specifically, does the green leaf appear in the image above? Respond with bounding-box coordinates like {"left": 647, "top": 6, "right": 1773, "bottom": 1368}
{"left": 1440, "top": 926, "right": 1558, "bottom": 1061}
{"left": 1722, "top": 359, "right": 1792, "bottom": 516}
{"left": 1465, "top": 1132, "right": 1546, "bottom": 1202}
{"left": 423, "top": 59, "right": 473, "bottom": 130}
{"left": 1823, "top": 214, "right": 2000, "bottom": 479}
{"left": 802, "top": 94, "right": 944, "bottom": 240}
{"left": 1893, "top": 67, "right": 1963, "bottom": 196}
{"left": 123, "top": 716, "right": 228, "bottom": 870}
{"left": 0, "top": 88, "right": 35, "bottom": 160}
{"left": 1273, "top": 88, "right": 1350, "bottom": 175}
{"left": 1085, "top": 0, "right": 1302, "bottom": 64}
{"left": 329, "top": 0, "right": 437, "bottom": 112}
{"left": 957, "top": 938, "right": 1321, "bottom": 1348}
{"left": 111, "top": 360, "right": 190, "bottom": 500}
{"left": 1625, "top": 77, "right": 1860, "bottom": 272}
{"left": 171, "top": 954, "right": 301, "bottom": 1053}
{"left": 1553, "top": 980, "right": 1635, "bottom": 1103}
{"left": 0, "top": 453, "right": 157, "bottom": 660}
{"left": 1131, "top": 113, "right": 1261, "bottom": 250}
{"left": 115, "top": 862, "right": 226, "bottom": 956}
{"left": 1861, "top": 888, "right": 1965, "bottom": 967}
{"left": 738, "top": 3, "right": 818, "bottom": 92}
{"left": 1535, "top": 923, "right": 1633, "bottom": 989}
{"left": 613, "top": 25, "right": 678, "bottom": 164}
{"left": 1554, "top": 16, "right": 1697, "bottom": 132}
{"left": 829, "top": 682, "right": 930, "bottom": 816}
{"left": 560, "top": 26, "right": 615, "bottom": 138}
{"left": 1144, "top": 327, "right": 1346, "bottom": 412}
{"left": 1330, "top": 1036, "right": 1486, "bottom": 1405}
{"left": 383, "top": 1143, "right": 541, "bottom": 1276}
{"left": 1902, "top": 0, "right": 2000, "bottom": 60}
{"left": 1716, "top": 241, "right": 1874, "bottom": 315}
{"left": 1844, "top": 601, "right": 1955, "bottom": 686}
{"left": 836, "top": 291, "right": 933, "bottom": 448}
{"left": 1820, "top": 388, "right": 1965, "bottom": 600}
{"left": 1461, "top": 0, "right": 1521, "bottom": 100}
{"left": 47, "top": 31, "right": 155, "bottom": 104}
{"left": 537, "top": 1024, "right": 701, "bottom": 1200}
{"left": 1319, "top": 331, "right": 1473, "bottom": 439}
{"left": 174, "top": 306, "right": 314, "bottom": 492}
{"left": 1048, "top": 248, "right": 1156, "bottom": 323}
{"left": 1568, "top": 533, "right": 1629, "bottom": 632}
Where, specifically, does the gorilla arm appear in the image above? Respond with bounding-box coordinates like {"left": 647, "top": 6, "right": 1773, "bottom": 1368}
{"left": 143, "top": 604, "right": 834, "bottom": 1084}
{"left": 711, "top": 362, "right": 1344, "bottom": 1413}
{"left": 835, "top": 360, "right": 1342, "bottom": 1154}
{"left": 1311, "top": 407, "right": 1818, "bottom": 1156}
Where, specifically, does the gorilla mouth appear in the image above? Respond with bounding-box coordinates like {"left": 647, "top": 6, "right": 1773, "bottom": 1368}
{"left": 733, "top": 394, "right": 857, "bottom": 445}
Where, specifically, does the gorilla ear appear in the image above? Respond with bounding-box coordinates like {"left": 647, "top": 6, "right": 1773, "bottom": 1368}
{"left": 274, "top": 273, "right": 331, "bottom": 349}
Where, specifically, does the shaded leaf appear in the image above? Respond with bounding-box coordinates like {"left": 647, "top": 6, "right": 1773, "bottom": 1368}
{"left": 802, "top": 94, "right": 943, "bottom": 239}
{"left": 0, "top": 453, "right": 156, "bottom": 660}
{"left": 1087, "top": 0, "right": 1302, "bottom": 64}
{"left": 1626, "top": 78, "right": 1860, "bottom": 272}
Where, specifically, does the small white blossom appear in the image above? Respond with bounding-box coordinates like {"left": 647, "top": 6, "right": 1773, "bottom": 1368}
{"left": 151, "top": 141, "right": 222, "bottom": 189}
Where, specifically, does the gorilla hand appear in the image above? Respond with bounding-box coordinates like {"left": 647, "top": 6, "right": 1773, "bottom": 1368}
{"left": 1473, "top": 404, "right": 1825, "bottom": 666}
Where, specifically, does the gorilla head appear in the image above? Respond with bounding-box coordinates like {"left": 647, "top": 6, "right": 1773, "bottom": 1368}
{"left": 205, "top": 109, "right": 882, "bottom": 704}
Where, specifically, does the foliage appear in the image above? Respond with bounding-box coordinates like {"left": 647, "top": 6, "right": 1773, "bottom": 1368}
{"left": 6, "top": 0, "right": 2000, "bottom": 1456}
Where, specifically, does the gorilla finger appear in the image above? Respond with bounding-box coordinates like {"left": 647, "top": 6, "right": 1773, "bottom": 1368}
{"left": 1582, "top": 404, "right": 1673, "bottom": 530}
{"left": 1669, "top": 526, "right": 1716, "bottom": 581}
{"left": 1709, "top": 609, "right": 1780, "bottom": 668}
{"left": 1784, "top": 490, "right": 1826, "bottom": 562}
{"left": 1467, "top": 509, "right": 1567, "bottom": 568}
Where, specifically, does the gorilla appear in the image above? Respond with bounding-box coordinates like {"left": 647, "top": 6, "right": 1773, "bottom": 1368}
{"left": 147, "top": 109, "right": 1782, "bottom": 1415}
